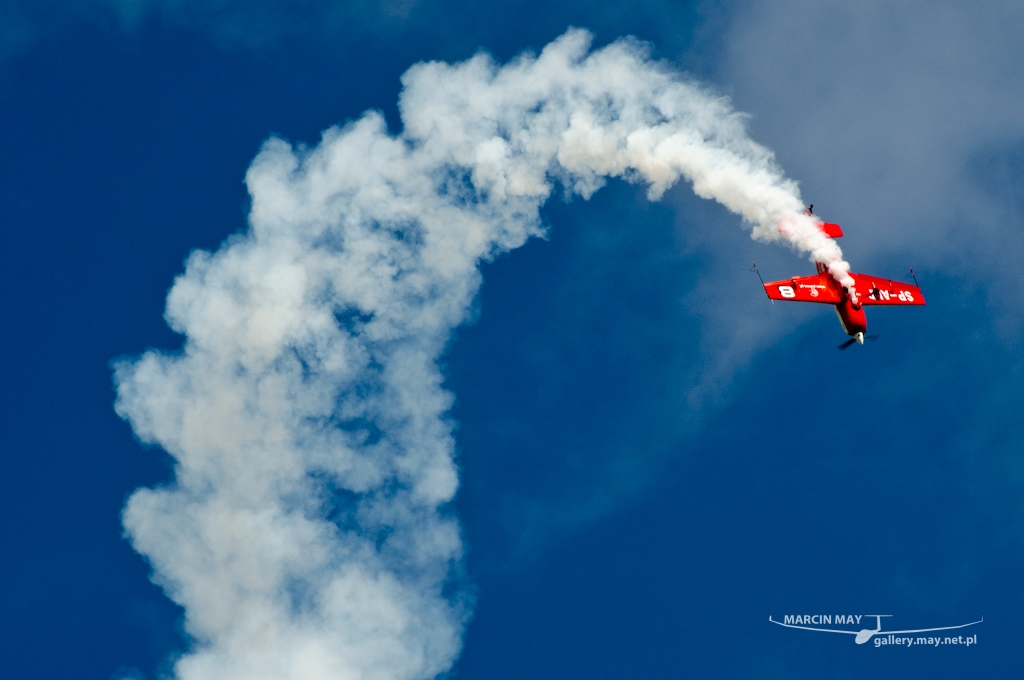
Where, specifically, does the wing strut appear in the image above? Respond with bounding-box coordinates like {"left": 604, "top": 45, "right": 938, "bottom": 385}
{"left": 751, "top": 261, "right": 772, "bottom": 304}
{"left": 907, "top": 267, "right": 919, "bottom": 286}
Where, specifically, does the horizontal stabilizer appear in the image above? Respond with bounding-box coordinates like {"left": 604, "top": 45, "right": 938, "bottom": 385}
{"left": 819, "top": 222, "right": 843, "bottom": 238}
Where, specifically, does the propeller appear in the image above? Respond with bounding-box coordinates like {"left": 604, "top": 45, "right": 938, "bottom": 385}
{"left": 838, "top": 334, "right": 880, "bottom": 350}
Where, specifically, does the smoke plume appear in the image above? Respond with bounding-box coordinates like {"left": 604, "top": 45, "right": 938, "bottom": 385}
{"left": 114, "top": 28, "right": 847, "bottom": 679}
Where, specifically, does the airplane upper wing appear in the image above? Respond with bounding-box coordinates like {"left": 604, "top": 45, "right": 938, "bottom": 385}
{"left": 851, "top": 274, "right": 926, "bottom": 306}
{"left": 763, "top": 274, "right": 841, "bottom": 303}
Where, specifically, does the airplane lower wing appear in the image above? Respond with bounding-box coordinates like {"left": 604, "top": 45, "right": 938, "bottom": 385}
{"left": 851, "top": 274, "right": 926, "bottom": 305}
{"left": 763, "top": 274, "right": 841, "bottom": 303}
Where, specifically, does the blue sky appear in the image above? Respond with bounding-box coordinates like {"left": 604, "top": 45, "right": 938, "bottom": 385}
{"left": 1, "top": 2, "right": 1022, "bottom": 678}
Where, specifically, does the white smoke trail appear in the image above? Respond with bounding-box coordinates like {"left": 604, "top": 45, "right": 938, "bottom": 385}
{"left": 114, "top": 28, "right": 850, "bottom": 680}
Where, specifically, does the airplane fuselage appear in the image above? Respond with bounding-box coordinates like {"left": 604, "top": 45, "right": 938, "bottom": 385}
{"left": 818, "top": 263, "right": 867, "bottom": 343}
{"left": 833, "top": 293, "right": 867, "bottom": 343}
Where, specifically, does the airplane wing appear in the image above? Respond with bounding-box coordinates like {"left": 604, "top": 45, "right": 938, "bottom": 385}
{"left": 883, "top": 618, "right": 983, "bottom": 635}
{"left": 763, "top": 274, "right": 841, "bottom": 303}
{"left": 768, "top": 617, "right": 856, "bottom": 634}
{"left": 850, "top": 274, "right": 926, "bottom": 306}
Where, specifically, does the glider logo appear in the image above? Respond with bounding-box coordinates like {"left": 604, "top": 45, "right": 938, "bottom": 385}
{"left": 778, "top": 285, "right": 796, "bottom": 298}
{"left": 769, "top": 614, "right": 982, "bottom": 646}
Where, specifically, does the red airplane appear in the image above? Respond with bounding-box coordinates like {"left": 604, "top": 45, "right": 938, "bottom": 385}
{"left": 758, "top": 221, "right": 925, "bottom": 349}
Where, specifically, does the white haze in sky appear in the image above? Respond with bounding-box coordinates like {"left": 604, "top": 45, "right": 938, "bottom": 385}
{"left": 115, "top": 28, "right": 842, "bottom": 679}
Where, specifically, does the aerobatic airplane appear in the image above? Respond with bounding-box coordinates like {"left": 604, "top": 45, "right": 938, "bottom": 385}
{"left": 757, "top": 218, "right": 925, "bottom": 349}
